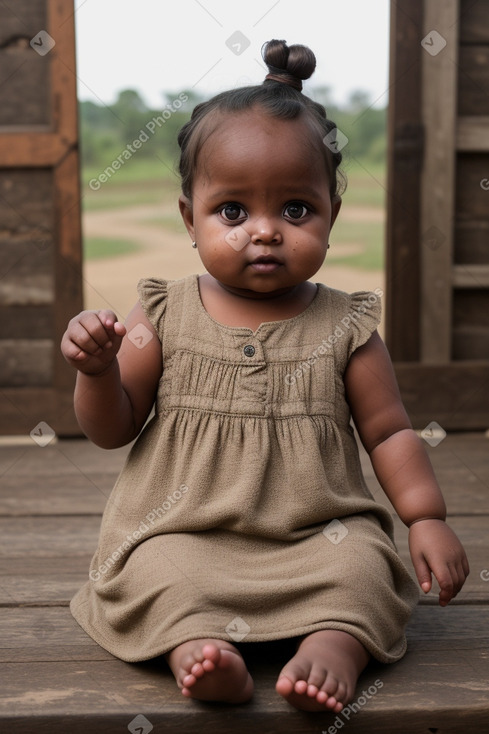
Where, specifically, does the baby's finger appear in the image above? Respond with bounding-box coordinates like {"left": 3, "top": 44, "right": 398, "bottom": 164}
{"left": 97, "top": 309, "right": 120, "bottom": 330}
{"left": 412, "top": 554, "right": 432, "bottom": 594}
{"left": 71, "top": 312, "right": 113, "bottom": 354}
{"left": 61, "top": 333, "right": 92, "bottom": 363}
{"left": 451, "top": 559, "right": 469, "bottom": 598}
{"left": 434, "top": 566, "right": 455, "bottom": 606}
{"left": 96, "top": 311, "right": 127, "bottom": 347}
{"left": 112, "top": 320, "right": 127, "bottom": 337}
{"left": 106, "top": 321, "right": 127, "bottom": 347}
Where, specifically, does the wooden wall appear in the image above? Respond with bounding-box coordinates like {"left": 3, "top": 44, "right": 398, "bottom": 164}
{"left": 455, "top": 1, "right": 489, "bottom": 361}
{"left": 0, "top": 0, "right": 83, "bottom": 435}
{"left": 386, "top": 0, "right": 489, "bottom": 429}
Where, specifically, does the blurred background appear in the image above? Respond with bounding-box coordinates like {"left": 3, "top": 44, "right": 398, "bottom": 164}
{"left": 3, "top": 0, "right": 486, "bottom": 435}
{"left": 74, "top": 0, "right": 389, "bottom": 319}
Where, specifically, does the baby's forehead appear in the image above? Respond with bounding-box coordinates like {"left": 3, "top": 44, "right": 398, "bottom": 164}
{"left": 189, "top": 106, "right": 336, "bottom": 197}
{"left": 194, "top": 118, "right": 331, "bottom": 197}
{"left": 207, "top": 107, "right": 315, "bottom": 140}
{"left": 199, "top": 108, "right": 326, "bottom": 163}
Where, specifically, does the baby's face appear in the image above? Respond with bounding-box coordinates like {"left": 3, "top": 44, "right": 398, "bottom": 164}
{"left": 179, "top": 108, "right": 341, "bottom": 297}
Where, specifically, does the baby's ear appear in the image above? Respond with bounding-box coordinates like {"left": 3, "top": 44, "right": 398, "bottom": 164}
{"left": 178, "top": 194, "right": 195, "bottom": 239}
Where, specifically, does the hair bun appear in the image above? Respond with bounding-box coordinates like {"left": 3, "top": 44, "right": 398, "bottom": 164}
{"left": 262, "top": 39, "right": 316, "bottom": 91}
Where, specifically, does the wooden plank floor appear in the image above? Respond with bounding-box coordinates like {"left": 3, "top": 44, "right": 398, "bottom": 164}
{"left": 1, "top": 433, "right": 488, "bottom": 733}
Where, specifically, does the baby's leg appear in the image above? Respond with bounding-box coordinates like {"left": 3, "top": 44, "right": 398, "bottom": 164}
{"left": 276, "top": 629, "right": 370, "bottom": 712}
{"left": 164, "top": 638, "right": 254, "bottom": 703}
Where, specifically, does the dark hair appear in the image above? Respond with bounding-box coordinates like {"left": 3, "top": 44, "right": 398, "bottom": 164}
{"left": 177, "top": 39, "right": 346, "bottom": 199}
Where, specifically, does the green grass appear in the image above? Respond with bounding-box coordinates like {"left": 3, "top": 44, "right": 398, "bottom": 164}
{"left": 82, "top": 157, "right": 180, "bottom": 212}
{"left": 83, "top": 156, "right": 177, "bottom": 186}
{"left": 330, "top": 158, "right": 386, "bottom": 269}
{"left": 329, "top": 220, "right": 384, "bottom": 270}
{"left": 83, "top": 185, "right": 163, "bottom": 212}
{"left": 84, "top": 237, "right": 140, "bottom": 260}
{"left": 339, "top": 158, "right": 387, "bottom": 208}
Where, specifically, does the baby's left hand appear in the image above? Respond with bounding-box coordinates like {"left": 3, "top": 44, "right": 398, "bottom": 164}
{"left": 408, "top": 519, "right": 470, "bottom": 606}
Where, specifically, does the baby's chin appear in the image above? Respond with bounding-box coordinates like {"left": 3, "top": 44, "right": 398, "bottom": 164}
{"left": 213, "top": 278, "right": 303, "bottom": 300}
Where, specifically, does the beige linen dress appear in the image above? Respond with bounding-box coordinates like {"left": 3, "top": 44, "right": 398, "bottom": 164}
{"left": 70, "top": 274, "right": 419, "bottom": 663}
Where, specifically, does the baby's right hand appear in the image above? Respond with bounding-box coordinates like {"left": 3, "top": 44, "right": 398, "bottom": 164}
{"left": 61, "top": 309, "right": 127, "bottom": 375}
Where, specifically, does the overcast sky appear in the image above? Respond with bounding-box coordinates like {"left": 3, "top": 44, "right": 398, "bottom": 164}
{"left": 74, "top": 0, "right": 390, "bottom": 109}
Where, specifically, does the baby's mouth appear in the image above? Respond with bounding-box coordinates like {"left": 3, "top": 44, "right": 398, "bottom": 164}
{"left": 249, "top": 255, "right": 283, "bottom": 272}
{"left": 250, "top": 255, "right": 282, "bottom": 265}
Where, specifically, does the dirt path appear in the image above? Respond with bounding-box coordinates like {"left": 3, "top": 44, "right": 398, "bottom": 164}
{"left": 83, "top": 203, "right": 385, "bottom": 323}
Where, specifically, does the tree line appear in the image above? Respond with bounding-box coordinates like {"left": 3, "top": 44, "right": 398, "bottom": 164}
{"left": 79, "top": 88, "right": 386, "bottom": 171}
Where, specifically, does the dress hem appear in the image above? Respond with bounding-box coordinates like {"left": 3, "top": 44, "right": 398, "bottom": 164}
{"left": 70, "top": 598, "right": 412, "bottom": 666}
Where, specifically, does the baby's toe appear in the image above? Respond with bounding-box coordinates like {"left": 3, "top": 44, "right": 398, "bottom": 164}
{"left": 320, "top": 678, "right": 345, "bottom": 711}
{"left": 330, "top": 698, "right": 344, "bottom": 714}
{"left": 277, "top": 657, "right": 310, "bottom": 691}
{"left": 303, "top": 665, "right": 329, "bottom": 694}
{"left": 333, "top": 679, "right": 347, "bottom": 703}
{"left": 320, "top": 672, "right": 340, "bottom": 699}
{"left": 201, "top": 657, "right": 216, "bottom": 673}
{"left": 201, "top": 643, "right": 221, "bottom": 664}
{"left": 181, "top": 651, "right": 200, "bottom": 672}
{"left": 293, "top": 679, "right": 308, "bottom": 695}
{"left": 316, "top": 689, "right": 329, "bottom": 704}
{"left": 275, "top": 675, "right": 295, "bottom": 696}
{"left": 190, "top": 661, "right": 206, "bottom": 678}
{"left": 182, "top": 672, "right": 197, "bottom": 688}
{"left": 306, "top": 683, "right": 319, "bottom": 698}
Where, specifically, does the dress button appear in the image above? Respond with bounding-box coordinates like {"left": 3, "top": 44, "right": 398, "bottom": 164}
{"left": 243, "top": 344, "right": 255, "bottom": 357}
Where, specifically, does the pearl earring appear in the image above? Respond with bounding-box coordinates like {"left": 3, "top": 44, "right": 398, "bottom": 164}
{"left": 192, "top": 241, "right": 197, "bottom": 248}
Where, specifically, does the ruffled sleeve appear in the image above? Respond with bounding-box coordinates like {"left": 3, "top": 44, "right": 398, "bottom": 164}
{"left": 137, "top": 278, "right": 168, "bottom": 339}
{"left": 345, "top": 290, "right": 382, "bottom": 361}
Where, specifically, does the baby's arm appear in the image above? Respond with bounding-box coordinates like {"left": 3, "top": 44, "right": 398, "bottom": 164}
{"left": 344, "top": 331, "right": 469, "bottom": 606}
{"left": 61, "top": 302, "right": 162, "bottom": 449}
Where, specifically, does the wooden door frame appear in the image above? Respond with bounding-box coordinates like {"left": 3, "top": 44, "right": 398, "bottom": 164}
{"left": 386, "top": 0, "right": 489, "bottom": 430}
{"left": 0, "top": 0, "right": 83, "bottom": 435}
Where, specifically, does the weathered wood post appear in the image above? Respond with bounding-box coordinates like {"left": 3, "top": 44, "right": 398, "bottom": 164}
{"left": 0, "top": 0, "right": 83, "bottom": 436}
{"left": 386, "top": 0, "right": 489, "bottom": 429}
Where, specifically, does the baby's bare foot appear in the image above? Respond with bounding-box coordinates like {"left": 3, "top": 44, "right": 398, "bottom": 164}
{"left": 275, "top": 629, "right": 369, "bottom": 712}
{"left": 165, "top": 638, "right": 253, "bottom": 703}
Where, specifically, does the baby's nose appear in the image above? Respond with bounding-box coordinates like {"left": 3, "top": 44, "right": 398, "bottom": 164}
{"left": 250, "top": 219, "right": 282, "bottom": 245}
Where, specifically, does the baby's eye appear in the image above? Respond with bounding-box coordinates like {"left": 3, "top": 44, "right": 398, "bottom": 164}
{"left": 219, "top": 203, "right": 246, "bottom": 222}
{"left": 284, "top": 203, "right": 309, "bottom": 220}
